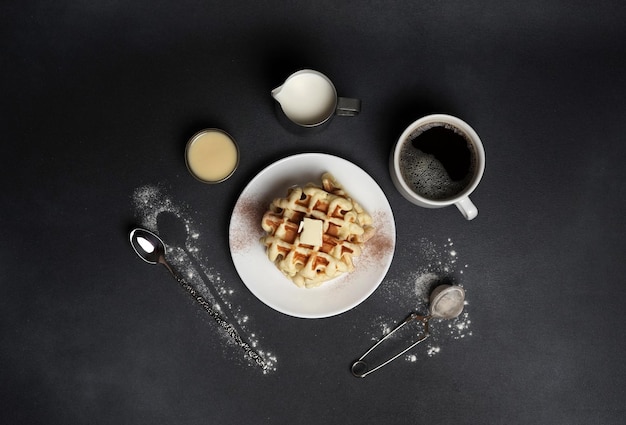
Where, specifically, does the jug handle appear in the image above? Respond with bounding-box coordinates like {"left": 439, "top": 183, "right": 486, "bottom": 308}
{"left": 336, "top": 97, "right": 361, "bottom": 117}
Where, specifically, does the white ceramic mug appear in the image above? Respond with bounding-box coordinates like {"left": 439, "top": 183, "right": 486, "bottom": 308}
{"left": 390, "top": 114, "right": 485, "bottom": 220}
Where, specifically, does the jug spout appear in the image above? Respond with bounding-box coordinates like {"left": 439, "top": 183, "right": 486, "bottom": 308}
{"left": 271, "top": 85, "right": 283, "bottom": 102}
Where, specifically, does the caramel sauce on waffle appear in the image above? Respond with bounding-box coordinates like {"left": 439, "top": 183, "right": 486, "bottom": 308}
{"left": 260, "top": 173, "right": 375, "bottom": 288}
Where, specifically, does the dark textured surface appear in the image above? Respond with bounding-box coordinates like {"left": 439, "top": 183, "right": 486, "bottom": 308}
{"left": 2, "top": 1, "right": 626, "bottom": 424}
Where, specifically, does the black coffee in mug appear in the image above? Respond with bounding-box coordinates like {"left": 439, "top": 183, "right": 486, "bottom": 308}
{"left": 399, "top": 123, "right": 476, "bottom": 200}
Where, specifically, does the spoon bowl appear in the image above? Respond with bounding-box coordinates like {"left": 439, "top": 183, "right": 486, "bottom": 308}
{"left": 129, "top": 228, "right": 176, "bottom": 276}
{"left": 129, "top": 228, "right": 167, "bottom": 265}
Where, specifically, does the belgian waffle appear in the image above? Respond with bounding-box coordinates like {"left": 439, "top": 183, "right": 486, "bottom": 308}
{"left": 260, "top": 173, "right": 375, "bottom": 288}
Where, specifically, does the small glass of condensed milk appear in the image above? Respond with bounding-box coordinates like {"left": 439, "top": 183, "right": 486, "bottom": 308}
{"left": 185, "top": 129, "right": 239, "bottom": 183}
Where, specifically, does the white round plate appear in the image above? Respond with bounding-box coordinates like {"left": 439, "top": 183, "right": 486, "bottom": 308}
{"left": 229, "top": 153, "right": 396, "bottom": 318}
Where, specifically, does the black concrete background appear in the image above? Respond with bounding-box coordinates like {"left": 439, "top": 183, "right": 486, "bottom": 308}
{"left": 2, "top": 1, "right": 626, "bottom": 424}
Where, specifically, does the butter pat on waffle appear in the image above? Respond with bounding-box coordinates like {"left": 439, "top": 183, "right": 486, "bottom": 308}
{"left": 260, "top": 172, "right": 375, "bottom": 288}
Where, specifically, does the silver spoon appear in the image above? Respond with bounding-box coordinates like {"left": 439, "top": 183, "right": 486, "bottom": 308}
{"left": 130, "top": 227, "right": 175, "bottom": 273}
{"left": 129, "top": 228, "right": 268, "bottom": 371}
{"left": 155, "top": 211, "right": 246, "bottom": 341}
{"left": 351, "top": 285, "right": 465, "bottom": 378}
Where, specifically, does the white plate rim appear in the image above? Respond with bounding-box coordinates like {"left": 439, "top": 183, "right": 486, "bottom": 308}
{"left": 228, "top": 153, "right": 396, "bottom": 318}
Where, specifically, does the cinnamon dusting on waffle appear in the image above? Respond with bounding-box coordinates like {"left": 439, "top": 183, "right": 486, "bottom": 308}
{"left": 260, "top": 173, "right": 375, "bottom": 288}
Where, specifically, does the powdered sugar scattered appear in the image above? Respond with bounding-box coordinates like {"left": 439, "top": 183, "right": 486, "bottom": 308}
{"left": 372, "top": 237, "right": 472, "bottom": 362}
{"left": 131, "top": 184, "right": 277, "bottom": 373}
{"left": 130, "top": 184, "right": 471, "bottom": 373}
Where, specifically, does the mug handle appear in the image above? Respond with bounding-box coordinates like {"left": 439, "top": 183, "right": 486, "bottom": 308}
{"left": 455, "top": 197, "right": 478, "bottom": 220}
{"left": 336, "top": 97, "right": 361, "bottom": 117}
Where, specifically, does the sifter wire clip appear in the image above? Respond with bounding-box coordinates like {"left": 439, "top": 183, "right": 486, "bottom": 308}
{"left": 351, "top": 285, "right": 466, "bottom": 378}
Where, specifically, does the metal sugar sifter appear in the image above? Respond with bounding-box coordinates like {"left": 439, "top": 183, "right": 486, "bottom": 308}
{"left": 351, "top": 285, "right": 466, "bottom": 378}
